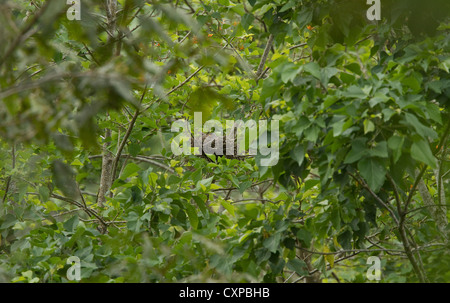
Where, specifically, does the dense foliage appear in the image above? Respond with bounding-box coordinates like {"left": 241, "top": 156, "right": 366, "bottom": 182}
{"left": 0, "top": 0, "right": 449, "bottom": 283}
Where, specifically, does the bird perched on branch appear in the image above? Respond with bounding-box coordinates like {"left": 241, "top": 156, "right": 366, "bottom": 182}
{"left": 190, "top": 129, "right": 247, "bottom": 162}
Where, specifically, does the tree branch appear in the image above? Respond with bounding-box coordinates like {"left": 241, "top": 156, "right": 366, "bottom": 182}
{"left": 348, "top": 172, "right": 399, "bottom": 225}
{"left": 2, "top": 144, "right": 15, "bottom": 204}
{"left": 256, "top": 34, "right": 274, "bottom": 79}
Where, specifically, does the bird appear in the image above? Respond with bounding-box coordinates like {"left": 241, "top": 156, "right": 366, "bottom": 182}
{"left": 190, "top": 128, "right": 247, "bottom": 162}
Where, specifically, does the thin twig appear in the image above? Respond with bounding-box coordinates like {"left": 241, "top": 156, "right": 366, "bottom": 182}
{"left": 2, "top": 144, "right": 15, "bottom": 204}
{"left": 348, "top": 172, "right": 399, "bottom": 225}
{"left": 256, "top": 34, "right": 274, "bottom": 78}
{"left": 111, "top": 86, "right": 148, "bottom": 181}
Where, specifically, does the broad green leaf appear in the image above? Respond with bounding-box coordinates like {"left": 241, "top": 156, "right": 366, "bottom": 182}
{"left": 65, "top": 226, "right": 86, "bottom": 248}
{"left": 323, "top": 246, "right": 335, "bottom": 267}
{"left": 363, "top": 119, "right": 375, "bottom": 134}
{"left": 263, "top": 233, "right": 281, "bottom": 253}
{"left": 281, "top": 63, "right": 300, "bottom": 83}
{"left": 193, "top": 196, "right": 207, "bottom": 215}
{"left": 220, "top": 200, "right": 235, "bottom": 217}
{"left": 344, "top": 138, "right": 367, "bottom": 164}
{"left": 51, "top": 160, "right": 78, "bottom": 199}
{"left": 120, "top": 163, "right": 141, "bottom": 180}
{"left": 241, "top": 13, "right": 254, "bottom": 31}
{"left": 38, "top": 186, "right": 50, "bottom": 202}
{"left": 290, "top": 144, "right": 305, "bottom": 166}
{"left": 337, "top": 229, "right": 352, "bottom": 250}
{"left": 295, "top": 7, "right": 313, "bottom": 29}
{"left": 287, "top": 259, "right": 308, "bottom": 276}
{"left": 63, "top": 215, "right": 79, "bottom": 233}
{"left": 403, "top": 113, "right": 438, "bottom": 139}
{"left": 303, "top": 62, "right": 321, "bottom": 79}
{"left": 388, "top": 136, "right": 404, "bottom": 163}
{"left": 296, "top": 229, "right": 312, "bottom": 246}
{"left": 369, "top": 141, "right": 388, "bottom": 158}
{"left": 411, "top": 140, "right": 436, "bottom": 168}
{"left": 358, "top": 158, "right": 386, "bottom": 192}
{"left": 184, "top": 202, "right": 199, "bottom": 229}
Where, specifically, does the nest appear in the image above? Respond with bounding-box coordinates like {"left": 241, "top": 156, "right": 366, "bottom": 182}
{"left": 190, "top": 132, "right": 248, "bottom": 162}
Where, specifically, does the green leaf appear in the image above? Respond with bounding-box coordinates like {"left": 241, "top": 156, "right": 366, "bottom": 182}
{"left": 0, "top": 214, "right": 17, "bottom": 229}
{"left": 424, "top": 102, "right": 442, "bottom": 124}
{"left": 344, "top": 138, "right": 367, "bottom": 164}
{"left": 63, "top": 215, "right": 79, "bottom": 232}
{"left": 387, "top": 136, "right": 404, "bottom": 163}
{"left": 358, "top": 158, "right": 386, "bottom": 192}
{"left": 411, "top": 140, "right": 436, "bottom": 168}
{"left": 333, "top": 118, "right": 347, "bottom": 137}
{"left": 220, "top": 200, "right": 235, "bottom": 217}
{"left": 238, "top": 181, "right": 253, "bottom": 194}
{"left": 120, "top": 163, "right": 141, "bottom": 180}
{"left": 368, "top": 94, "right": 389, "bottom": 108}
{"left": 337, "top": 229, "right": 352, "bottom": 250}
{"left": 184, "top": 202, "right": 199, "bottom": 229}
{"left": 241, "top": 13, "right": 254, "bottom": 31}
{"left": 403, "top": 113, "right": 438, "bottom": 139}
{"left": 303, "top": 62, "right": 321, "bottom": 79}
{"left": 363, "top": 119, "right": 375, "bottom": 134}
{"left": 280, "top": 1, "right": 296, "bottom": 12}
{"left": 263, "top": 233, "right": 281, "bottom": 253}
{"left": 128, "top": 143, "right": 141, "bottom": 157}
{"left": 369, "top": 141, "right": 388, "bottom": 158}
{"left": 290, "top": 144, "right": 305, "bottom": 166}
{"left": 344, "top": 63, "right": 362, "bottom": 75}
{"left": 38, "top": 186, "right": 50, "bottom": 202}
{"left": 323, "top": 95, "right": 339, "bottom": 109}
{"left": 320, "top": 67, "right": 339, "bottom": 86}
{"left": 65, "top": 226, "right": 86, "bottom": 248}
{"left": 287, "top": 259, "right": 308, "bottom": 276}
{"left": 196, "top": 176, "right": 214, "bottom": 191}
{"left": 295, "top": 7, "right": 313, "bottom": 29}
{"left": 296, "top": 229, "right": 312, "bottom": 246}
{"left": 342, "top": 85, "right": 366, "bottom": 99}
{"left": 340, "top": 72, "right": 355, "bottom": 84}
{"left": 281, "top": 63, "right": 300, "bottom": 83}
{"left": 193, "top": 195, "right": 207, "bottom": 215}
{"left": 51, "top": 160, "right": 78, "bottom": 199}
{"left": 231, "top": 4, "right": 245, "bottom": 16}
